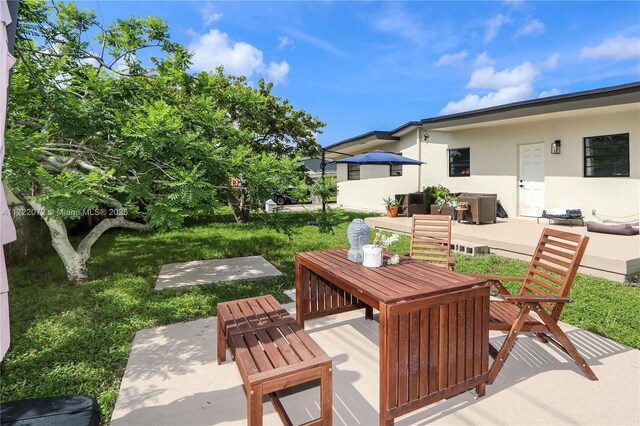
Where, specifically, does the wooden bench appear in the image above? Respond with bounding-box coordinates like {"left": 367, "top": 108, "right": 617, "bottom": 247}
{"left": 217, "top": 295, "right": 332, "bottom": 426}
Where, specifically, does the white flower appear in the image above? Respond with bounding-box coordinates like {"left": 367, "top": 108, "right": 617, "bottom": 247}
{"left": 373, "top": 231, "right": 399, "bottom": 249}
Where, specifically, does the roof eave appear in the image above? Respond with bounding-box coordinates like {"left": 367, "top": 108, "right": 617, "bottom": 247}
{"left": 422, "top": 81, "right": 640, "bottom": 129}
{"left": 324, "top": 130, "right": 400, "bottom": 154}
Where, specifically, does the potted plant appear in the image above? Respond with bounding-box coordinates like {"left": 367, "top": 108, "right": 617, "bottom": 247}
{"left": 424, "top": 185, "right": 452, "bottom": 214}
{"left": 383, "top": 196, "right": 399, "bottom": 217}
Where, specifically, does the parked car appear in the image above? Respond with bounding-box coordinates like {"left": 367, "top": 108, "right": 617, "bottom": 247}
{"left": 272, "top": 191, "right": 297, "bottom": 205}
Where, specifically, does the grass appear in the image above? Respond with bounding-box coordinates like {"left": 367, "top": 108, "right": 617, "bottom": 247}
{"left": 1, "top": 212, "right": 638, "bottom": 422}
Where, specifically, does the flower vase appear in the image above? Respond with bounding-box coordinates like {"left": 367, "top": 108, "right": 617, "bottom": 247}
{"left": 362, "top": 244, "right": 383, "bottom": 267}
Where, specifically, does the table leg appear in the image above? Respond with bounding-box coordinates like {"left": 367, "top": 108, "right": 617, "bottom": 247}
{"left": 217, "top": 313, "right": 226, "bottom": 364}
{"left": 295, "top": 260, "right": 305, "bottom": 328}
{"left": 365, "top": 305, "right": 373, "bottom": 320}
{"left": 379, "top": 303, "right": 393, "bottom": 426}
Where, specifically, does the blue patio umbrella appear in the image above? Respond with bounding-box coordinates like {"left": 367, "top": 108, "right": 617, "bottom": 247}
{"left": 319, "top": 149, "right": 424, "bottom": 212}
{"left": 332, "top": 150, "right": 423, "bottom": 165}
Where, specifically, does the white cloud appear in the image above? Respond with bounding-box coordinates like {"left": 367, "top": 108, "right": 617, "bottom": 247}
{"left": 278, "top": 36, "right": 294, "bottom": 49}
{"left": 543, "top": 52, "right": 560, "bottom": 70}
{"left": 484, "top": 14, "right": 511, "bottom": 42}
{"left": 440, "top": 84, "right": 534, "bottom": 115}
{"left": 199, "top": 3, "right": 223, "bottom": 26}
{"left": 371, "top": 4, "right": 429, "bottom": 45}
{"left": 580, "top": 36, "right": 640, "bottom": 61}
{"left": 516, "top": 19, "right": 545, "bottom": 37}
{"left": 189, "top": 30, "right": 289, "bottom": 84}
{"left": 435, "top": 50, "right": 468, "bottom": 67}
{"left": 441, "top": 61, "right": 539, "bottom": 115}
{"left": 468, "top": 61, "right": 538, "bottom": 90}
{"left": 473, "top": 52, "right": 495, "bottom": 68}
{"left": 265, "top": 61, "right": 290, "bottom": 85}
{"left": 539, "top": 88, "right": 562, "bottom": 98}
{"left": 285, "top": 28, "right": 348, "bottom": 57}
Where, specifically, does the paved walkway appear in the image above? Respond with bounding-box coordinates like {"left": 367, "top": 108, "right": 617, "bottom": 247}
{"left": 155, "top": 256, "right": 282, "bottom": 290}
{"left": 111, "top": 304, "right": 640, "bottom": 425}
{"left": 366, "top": 216, "right": 640, "bottom": 282}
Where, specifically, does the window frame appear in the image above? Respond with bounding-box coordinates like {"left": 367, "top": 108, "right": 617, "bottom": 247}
{"left": 583, "top": 133, "right": 630, "bottom": 178}
{"left": 448, "top": 147, "right": 471, "bottom": 177}
{"left": 347, "top": 163, "right": 360, "bottom": 180}
{"left": 390, "top": 153, "right": 403, "bottom": 177}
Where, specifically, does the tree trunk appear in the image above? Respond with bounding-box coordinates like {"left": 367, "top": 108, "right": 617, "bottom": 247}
{"left": 26, "top": 199, "right": 152, "bottom": 284}
{"left": 228, "top": 192, "right": 250, "bottom": 223}
{"left": 230, "top": 202, "right": 250, "bottom": 223}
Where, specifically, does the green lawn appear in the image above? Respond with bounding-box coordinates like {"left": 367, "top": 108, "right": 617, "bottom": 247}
{"left": 1, "top": 212, "right": 638, "bottom": 422}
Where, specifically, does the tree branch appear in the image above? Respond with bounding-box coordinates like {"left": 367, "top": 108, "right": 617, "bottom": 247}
{"left": 14, "top": 46, "right": 57, "bottom": 112}
{"left": 77, "top": 215, "right": 151, "bottom": 260}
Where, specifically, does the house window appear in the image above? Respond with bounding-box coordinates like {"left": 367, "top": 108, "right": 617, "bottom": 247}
{"left": 390, "top": 153, "right": 403, "bottom": 176}
{"left": 584, "top": 133, "right": 629, "bottom": 177}
{"left": 449, "top": 148, "right": 470, "bottom": 177}
{"left": 347, "top": 164, "right": 360, "bottom": 180}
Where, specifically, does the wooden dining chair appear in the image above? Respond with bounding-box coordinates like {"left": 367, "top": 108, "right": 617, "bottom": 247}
{"left": 409, "top": 214, "right": 456, "bottom": 270}
{"left": 471, "top": 227, "right": 597, "bottom": 383}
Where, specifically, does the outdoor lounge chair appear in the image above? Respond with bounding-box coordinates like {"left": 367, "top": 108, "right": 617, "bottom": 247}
{"left": 538, "top": 208, "right": 584, "bottom": 227}
{"left": 471, "top": 228, "right": 597, "bottom": 384}
{"left": 409, "top": 214, "right": 455, "bottom": 270}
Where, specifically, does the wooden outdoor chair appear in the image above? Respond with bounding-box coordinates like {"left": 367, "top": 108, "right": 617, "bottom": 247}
{"left": 409, "top": 214, "right": 456, "bottom": 270}
{"left": 471, "top": 227, "right": 597, "bottom": 383}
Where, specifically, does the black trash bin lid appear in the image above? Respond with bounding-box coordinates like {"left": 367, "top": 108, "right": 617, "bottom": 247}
{"left": 0, "top": 395, "right": 100, "bottom": 426}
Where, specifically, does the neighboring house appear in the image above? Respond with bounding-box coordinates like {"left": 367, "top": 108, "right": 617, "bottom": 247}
{"left": 326, "top": 82, "right": 640, "bottom": 220}
{"left": 301, "top": 157, "right": 336, "bottom": 182}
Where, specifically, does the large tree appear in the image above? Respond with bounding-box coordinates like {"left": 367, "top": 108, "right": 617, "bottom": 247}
{"left": 4, "top": 1, "right": 324, "bottom": 283}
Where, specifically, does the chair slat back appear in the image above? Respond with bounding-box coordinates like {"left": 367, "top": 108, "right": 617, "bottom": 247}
{"left": 409, "top": 214, "right": 453, "bottom": 268}
{"left": 520, "top": 228, "right": 589, "bottom": 321}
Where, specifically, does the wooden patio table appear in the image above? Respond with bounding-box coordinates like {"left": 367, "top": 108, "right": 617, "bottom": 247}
{"left": 296, "top": 249, "right": 490, "bottom": 426}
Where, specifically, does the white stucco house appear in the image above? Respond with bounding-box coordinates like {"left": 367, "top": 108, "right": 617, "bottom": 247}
{"left": 326, "top": 82, "right": 640, "bottom": 221}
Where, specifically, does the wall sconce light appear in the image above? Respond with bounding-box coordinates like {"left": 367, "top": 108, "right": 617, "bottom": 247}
{"left": 551, "top": 140, "right": 561, "bottom": 155}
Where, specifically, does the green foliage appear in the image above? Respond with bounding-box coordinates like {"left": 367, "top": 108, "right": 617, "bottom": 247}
{"left": 423, "top": 184, "right": 451, "bottom": 206}
{"left": 313, "top": 206, "right": 349, "bottom": 234}
{"left": 307, "top": 176, "right": 337, "bottom": 203}
{"left": 0, "top": 211, "right": 368, "bottom": 419}
{"left": 5, "top": 1, "right": 324, "bottom": 230}
{"left": 34, "top": 169, "right": 113, "bottom": 219}
{"left": 382, "top": 195, "right": 399, "bottom": 208}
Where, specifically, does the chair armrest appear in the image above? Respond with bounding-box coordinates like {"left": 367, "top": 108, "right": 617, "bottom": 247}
{"left": 468, "top": 274, "right": 524, "bottom": 295}
{"left": 468, "top": 274, "right": 525, "bottom": 282}
{"left": 502, "top": 295, "right": 572, "bottom": 304}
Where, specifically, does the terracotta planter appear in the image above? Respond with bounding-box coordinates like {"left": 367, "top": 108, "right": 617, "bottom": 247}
{"left": 386, "top": 205, "right": 399, "bottom": 217}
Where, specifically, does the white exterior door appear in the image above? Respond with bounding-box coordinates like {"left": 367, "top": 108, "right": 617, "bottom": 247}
{"left": 518, "top": 143, "right": 545, "bottom": 217}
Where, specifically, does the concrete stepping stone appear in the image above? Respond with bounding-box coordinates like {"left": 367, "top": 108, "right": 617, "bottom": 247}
{"left": 155, "top": 256, "right": 282, "bottom": 290}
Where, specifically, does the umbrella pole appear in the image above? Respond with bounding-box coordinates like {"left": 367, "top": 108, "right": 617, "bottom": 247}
{"left": 321, "top": 149, "right": 326, "bottom": 212}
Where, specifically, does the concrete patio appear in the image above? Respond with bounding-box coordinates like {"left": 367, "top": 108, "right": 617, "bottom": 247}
{"left": 111, "top": 304, "right": 640, "bottom": 425}
{"left": 155, "top": 256, "right": 282, "bottom": 290}
{"left": 365, "top": 216, "right": 640, "bottom": 282}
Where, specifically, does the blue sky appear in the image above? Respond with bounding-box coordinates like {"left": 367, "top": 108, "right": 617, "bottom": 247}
{"left": 81, "top": 1, "right": 639, "bottom": 146}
